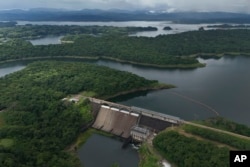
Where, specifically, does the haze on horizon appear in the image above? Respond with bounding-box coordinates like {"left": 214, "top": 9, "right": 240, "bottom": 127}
{"left": 0, "top": 0, "right": 250, "bottom": 13}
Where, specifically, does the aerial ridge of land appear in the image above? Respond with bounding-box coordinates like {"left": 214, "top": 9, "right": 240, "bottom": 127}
{"left": 207, "top": 24, "right": 250, "bottom": 28}
{"left": 1, "top": 9, "right": 250, "bottom": 23}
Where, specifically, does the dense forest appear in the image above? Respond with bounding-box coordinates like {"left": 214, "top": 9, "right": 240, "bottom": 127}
{"left": 196, "top": 117, "right": 250, "bottom": 137}
{"left": 1, "top": 25, "right": 250, "bottom": 68}
{"left": 0, "top": 61, "right": 162, "bottom": 167}
{"left": 182, "top": 124, "right": 250, "bottom": 150}
{"left": 153, "top": 130, "right": 229, "bottom": 167}
{"left": 0, "top": 24, "right": 157, "bottom": 39}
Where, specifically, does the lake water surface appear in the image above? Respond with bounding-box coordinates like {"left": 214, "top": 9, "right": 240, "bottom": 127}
{"left": 0, "top": 62, "right": 26, "bottom": 77}
{"left": 29, "top": 36, "right": 63, "bottom": 45}
{"left": 96, "top": 56, "right": 250, "bottom": 126}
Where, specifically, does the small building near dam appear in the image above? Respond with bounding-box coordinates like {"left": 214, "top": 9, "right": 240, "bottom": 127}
{"left": 130, "top": 126, "right": 151, "bottom": 142}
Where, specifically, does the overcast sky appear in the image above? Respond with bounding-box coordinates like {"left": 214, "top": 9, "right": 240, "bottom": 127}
{"left": 0, "top": 0, "right": 250, "bottom": 13}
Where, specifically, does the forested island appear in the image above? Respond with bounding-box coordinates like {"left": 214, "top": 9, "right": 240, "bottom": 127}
{"left": 0, "top": 61, "right": 170, "bottom": 166}
{"left": 163, "top": 26, "right": 172, "bottom": 30}
{"left": 1, "top": 24, "right": 250, "bottom": 68}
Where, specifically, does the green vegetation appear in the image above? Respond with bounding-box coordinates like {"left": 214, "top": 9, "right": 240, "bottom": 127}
{"left": 0, "top": 61, "right": 162, "bottom": 167}
{"left": 0, "top": 113, "right": 4, "bottom": 127}
{"left": 163, "top": 26, "right": 172, "bottom": 30}
{"left": 153, "top": 130, "right": 230, "bottom": 167}
{"left": 195, "top": 117, "right": 250, "bottom": 137}
{"left": 0, "top": 139, "right": 14, "bottom": 148}
{"left": 1, "top": 25, "right": 250, "bottom": 67}
{"left": 0, "top": 25, "right": 157, "bottom": 39}
{"left": 139, "top": 143, "right": 161, "bottom": 167}
{"left": 111, "top": 163, "right": 120, "bottom": 167}
{"left": 1, "top": 27, "right": 250, "bottom": 67}
{"left": 182, "top": 124, "right": 250, "bottom": 150}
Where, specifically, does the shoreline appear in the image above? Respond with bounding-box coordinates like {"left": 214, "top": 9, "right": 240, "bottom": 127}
{"left": 1, "top": 52, "right": 249, "bottom": 68}
{"left": 0, "top": 56, "right": 204, "bottom": 69}
{"left": 100, "top": 83, "right": 175, "bottom": 100}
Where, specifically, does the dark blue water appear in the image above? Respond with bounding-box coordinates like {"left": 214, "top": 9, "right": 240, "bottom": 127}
{"left": 77, "top": 134, "right": 139, "bottom": 167}
{"left": 0, "top": 62, "right": 26, "bottom": 77}
{"left": 96, "top": 56, "right": 250, "bottom": 126}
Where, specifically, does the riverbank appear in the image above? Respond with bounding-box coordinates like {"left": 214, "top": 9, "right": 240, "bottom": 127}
{"left": 1, "top": 52, "right": 250, "bottom": 69}
{"left": 101, "top": 56, "right": 206, "bottom": 69}
{"left": 0, "top": 55, "right": 205, "bottom": 69}
{"left": 102, "top": 83, "right": 175, "bottom": 100}
{"left": 67, "top": 128, "right": 114, "bottom": 153}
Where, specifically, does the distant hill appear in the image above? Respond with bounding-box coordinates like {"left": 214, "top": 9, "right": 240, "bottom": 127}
{"left": 0, "top": 8, "right": 250, "bottom": 23}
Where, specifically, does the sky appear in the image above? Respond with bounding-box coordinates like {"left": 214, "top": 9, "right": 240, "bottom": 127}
{"left": 0, "top": 0, "right": 250, "bottom": 13}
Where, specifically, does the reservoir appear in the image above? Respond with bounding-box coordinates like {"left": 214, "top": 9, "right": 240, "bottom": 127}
{"left": 1, "top": 56, "right": 250, "bottom": 126}
{"left": 97, "top": 56, "right": 250, "bottom": 126}
{"left": 28, "top": 35, "right": 63, "bottom": 45}
{"left": 2, "top": 21, "right": 249, "bottom": 167}
{"left": 77, "top": 134, "right": 139, "bottom": 167}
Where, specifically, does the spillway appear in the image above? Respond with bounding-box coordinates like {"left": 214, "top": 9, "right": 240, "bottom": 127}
{"left": 92, "top": 105, "right": 139, "bottom": 138}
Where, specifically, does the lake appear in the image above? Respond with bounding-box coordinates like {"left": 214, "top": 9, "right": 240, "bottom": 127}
{"left": 28, "top": 35, "right": 63, "bottom": 45}
{"left": 0, "top": 62, "right": 26, "bottom": 77}
{"left": 77, "top": 134, "right": 139, "bottom": 167}
{"left": 1, "top": 56, "right": 250, "bottom": 126}
{"left": 97, "top": 56, "right": 250, "bottom": 126}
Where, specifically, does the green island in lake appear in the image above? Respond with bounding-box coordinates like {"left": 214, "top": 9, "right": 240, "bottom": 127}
{"left": 0, "top": 22, "right": 250, "bottom": 167}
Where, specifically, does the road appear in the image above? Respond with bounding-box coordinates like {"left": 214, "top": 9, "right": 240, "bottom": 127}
{"left": 184, "top": 121, "right": 250, "bottom": 140}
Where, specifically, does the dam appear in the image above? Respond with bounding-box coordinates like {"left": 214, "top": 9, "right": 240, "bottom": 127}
{"left": 89, "top": 97, "right": 183, "bottom": 141}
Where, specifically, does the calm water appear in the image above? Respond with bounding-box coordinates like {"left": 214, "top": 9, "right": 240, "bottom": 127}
{"left": 28, "top": 36, "right": 63, "bottom": 45}
{"left": 77, "top": 134, "right": 139, "bottom": 167}
{"left": 0, "top": 62, "right": 26, "bottom": 77}
{"left": 96, "top": 56, "right": 250, "bottom": 126}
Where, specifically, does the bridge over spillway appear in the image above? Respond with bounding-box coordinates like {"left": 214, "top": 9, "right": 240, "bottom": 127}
{"left": 88, "top": 97, "right": 183, "bottom": 139}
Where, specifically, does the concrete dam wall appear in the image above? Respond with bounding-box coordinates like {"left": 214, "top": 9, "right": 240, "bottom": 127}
{"left": 90, "top": 97, "right": 182, "bottom": 140}
{"left": 92, "top": 105, "right": 139, "bottom": 138}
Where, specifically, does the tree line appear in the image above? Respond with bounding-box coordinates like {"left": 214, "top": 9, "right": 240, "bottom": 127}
{"left": 153, "top": 130, "right": 229, "bottom": 167}
{"left": 1, "top": 28, "right": 250, "bottom": 68}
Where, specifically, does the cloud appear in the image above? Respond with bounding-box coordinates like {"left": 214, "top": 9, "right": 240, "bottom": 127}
{"left": 0, "top": 0, "right": 249, "bottom": 13}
